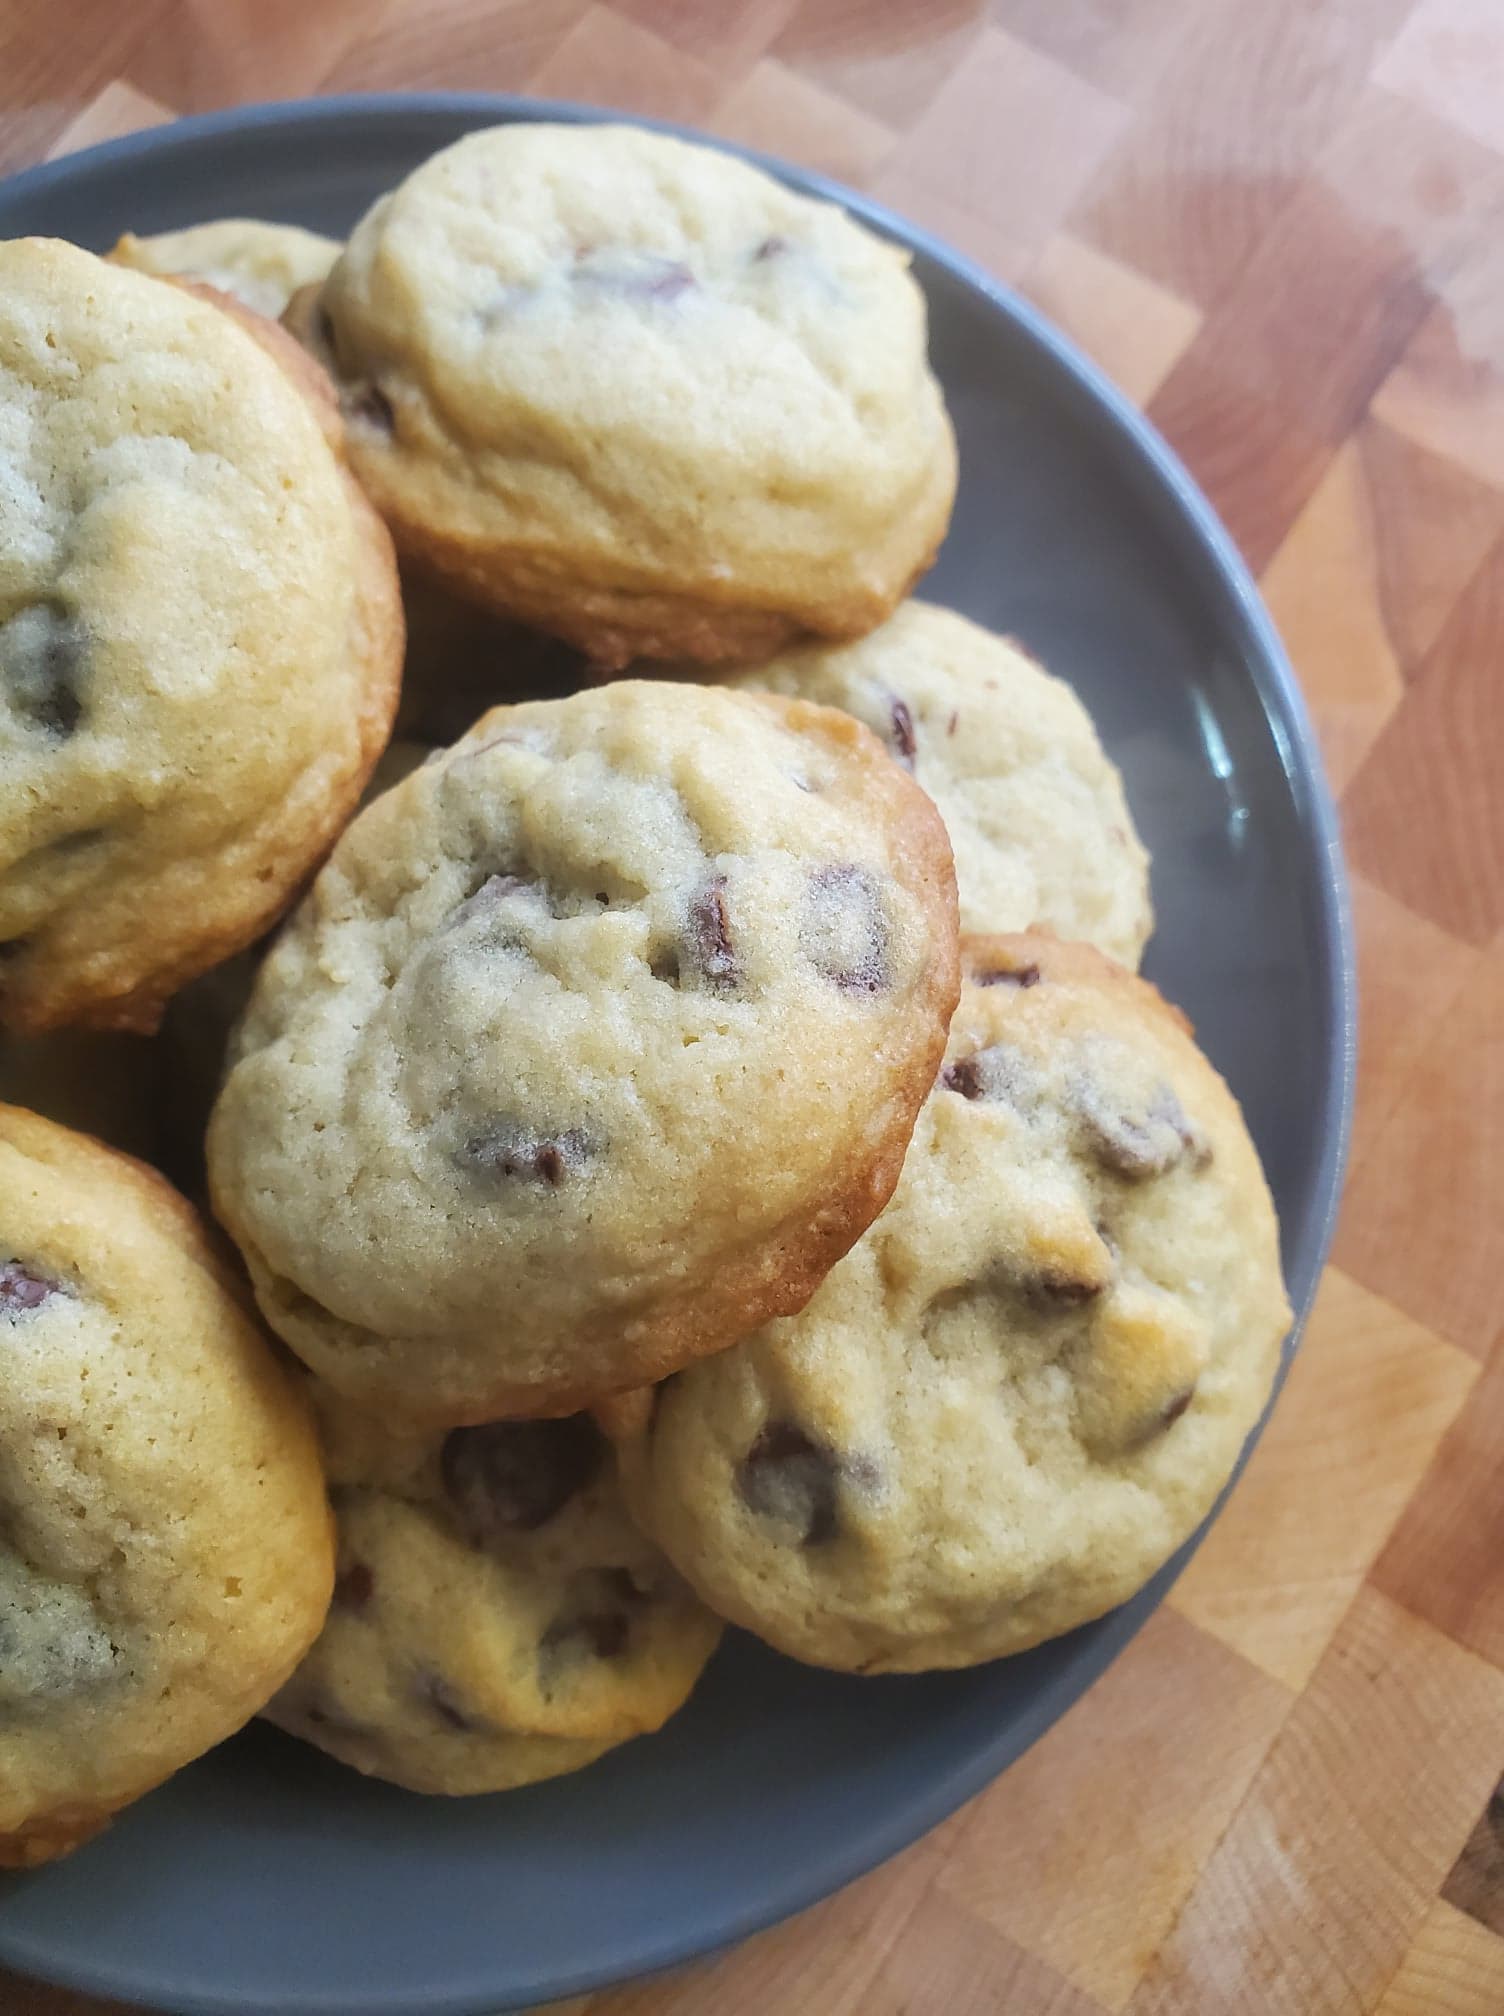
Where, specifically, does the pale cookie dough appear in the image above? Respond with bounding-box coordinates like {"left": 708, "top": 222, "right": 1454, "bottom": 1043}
{"left": 606, "top": 933, "right": 1291, "bottom": 1673}
{"left": 0, "top": 1103, "right": 334, "bottom": 1866}
{"left": 208, "top": 679, "right": 960, "bottom": 1422}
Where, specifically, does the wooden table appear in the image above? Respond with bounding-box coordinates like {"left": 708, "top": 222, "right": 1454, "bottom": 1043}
{"left": 4, "top": 3, "right": 1502, "bottom": 2012}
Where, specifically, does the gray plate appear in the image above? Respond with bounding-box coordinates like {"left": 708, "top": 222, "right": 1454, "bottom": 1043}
{"left": 0, "top": 95, "right": 1355, "bottom": 2016}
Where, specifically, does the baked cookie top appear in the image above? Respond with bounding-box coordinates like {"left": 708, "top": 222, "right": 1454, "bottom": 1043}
{"left": 724, "top": 601, "right": 1153, "bottom": 963}
{"left": 0, "top": 1103, "right": 333, "bottom": 1866}
{"left": 607, "top": 933, "right": 1291, "bottom": 1673}
{"left": 208, "top": 679, "right": 959, "bottom": 1422}
{"left": 108, "top": 218, "right": 340, "bottom": 319}
{"left": 313, "top": 122, "right": 955, "bottom": 659}
{"left": 0, "top": 238, "right": 400, "bottom": 1032}
{"left": 267, "top": 1399, "right": 720, "bottom": 1796}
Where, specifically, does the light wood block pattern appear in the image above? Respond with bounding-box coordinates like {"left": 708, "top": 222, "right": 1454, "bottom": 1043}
{"left": 3, "top": 4, "right": 1502, "bottom": 2010}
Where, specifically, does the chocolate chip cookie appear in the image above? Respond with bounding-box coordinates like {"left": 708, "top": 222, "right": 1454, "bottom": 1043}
{"left": 724, "top": 601, "right": 1153, "bottom": 962}
{"left": 303, "top": 122, "right": 956, "bottom": 667}
{"left": 0, "top": 237, "right": 403, "bottom": 1032}
{"left": 0, "top": 1103, "right": 334, "bottom": 1866}
{"left": 207, "top": 679, "right": 960, "bottom": 1422}
{"left": 605, "top": 933, "right": 1291, "bottom": 1673}
{"left": 267, "top": 1397, "right": 719, "bottom": 1795}
{"left": 108, "top": 217, "right": 340, "bottom": 319}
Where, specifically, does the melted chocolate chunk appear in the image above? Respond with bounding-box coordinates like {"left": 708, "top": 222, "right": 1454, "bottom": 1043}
{"left": 415, "top": 1669, "right": 486, "bottom": 1733}
{"left": 1075, "top": 1078, "right": 1208, "bottom": 1180}
{"left": 0, "top": 1262, "right": 61, "bottom": 1313}
{"left": 1028, "top": 1266, "right": 1106, "bottom": 1308}
{"left": 737, "top": 1422, "right": 848, "bottom": 1546}
{"left": 941, "top": 1042, "right": 1034, "bottom": 1106}
{"left": 972, "top": 962, "right": 1040, "bottom": 990}
{"left": 457, "top": 1117, "right": 591, "bottom": 1186}
{"left": 449, "top": 873, "right": 529, "bottom": 928}
{"left": 545, "top": 1609, "right": 630, "bottom": 1662}
{"left": 348, "top": 384, "right": 394, "bottom": 434}
{"left": 1114, "top": 1381, "right": 1198, "bottom": 1457}
{"left": 685, "top": 876, "right": 738, "bottom": 988}
{"left": 332, "top": 1561, "right": 375, "bottom": 1613}
{"left": 441, "top": 1417, "right": 604, "bottom": 1543}
{"left": 1, "top": 603, "right": 87, "bottom": 738}
{"left": 802, "top": 864, "right": 891, "bottom": 995}
{"left": 1160, "top": 1386, "right": 1195, "bottom": 1430}
{"left": 942, "top": 1056, "right": 985, "bottom": 1100}
{"left": 574, "top": 253, "right": 696, "bottom": 302}
{"left": 653, "top": 878, "right": 742, "bottom": 991}
{"left": 538, "top": 1569, "right": 646, "bottom": 1674}
{"left": 888, "top": 698, "right": 917, "bottom": 768}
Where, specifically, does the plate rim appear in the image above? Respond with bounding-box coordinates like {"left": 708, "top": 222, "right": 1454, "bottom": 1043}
{"left": 0, "top": 90, "right": 1357, "bottom": 2016}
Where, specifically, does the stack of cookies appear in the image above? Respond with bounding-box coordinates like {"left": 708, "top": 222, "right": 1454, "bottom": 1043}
{"left": 0, "top": 121, "right": 1291, "bottom": 1864}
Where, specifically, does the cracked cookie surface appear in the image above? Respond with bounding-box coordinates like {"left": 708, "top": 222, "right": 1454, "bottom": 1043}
{"left": 723, "top": 600, "right": 1153, "bottom": 962}
{"left": 0, "top": 237, "right": 401, "bottom": 1032}
{"left": 605, "top": 933, "right": 1290, "bottom": 1673}
{"left": 207, "top": 679, "right": 959, "bottom": 1422}
{"left": 267, "top": 1395, "right": 719, "bottom": 1795}
{"left": 306, "top": 122, "right": 956, "bottom": 666}
{"left": 0, "top": 1103, "right": 333, "bottom": 1866}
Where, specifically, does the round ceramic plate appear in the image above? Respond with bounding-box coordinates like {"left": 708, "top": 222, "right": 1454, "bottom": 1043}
{"left": 0, "top": 95, "right": 1354, "bottom": 2016}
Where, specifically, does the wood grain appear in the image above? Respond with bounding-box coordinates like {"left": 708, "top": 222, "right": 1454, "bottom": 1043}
{"left": 3, "top": 4, "right": 1503, "bottom": 2011}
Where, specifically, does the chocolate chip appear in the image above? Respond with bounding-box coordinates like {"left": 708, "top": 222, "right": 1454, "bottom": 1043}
{"left": 598, "top": 1565, "right": 651, "bottom": 1607}
{"left": 1161, "top": 1386, "right": 1195, "bottom": 1430}
{"left": 0, "top": 1262, "right": 61, "bottom": 1314}
{"left": 1075, "top": 1078, "right": 1208, "bottom": 1180}
{"left": 415, "top": 1670, "right": 486, "bottom": 1733}
{"left": 348, "top": 383, "right": 394, "bottom": 434}
{"left": 802, "top": 864, "right": 891, "bottom": 995}
{"left": 573, "top": 254, "right": 696, "bottom": 303}
{"left": 641, "top": 260, "right": 696, "bottom": 302}
{"left": 737, "top": 1422, "right": 846, "bottom": 1546}
{"left": 441, "top": 1417, "right": 604, "bottom": 1543}
{"left": 1114, "top": 1382, "right": 1199, "bottom": 1457}
{"left": 752, "top": 234, "right": 790, "bottom": 261}
{"left": 0, "top": 939, "right": 27, "bottom": 965}
{"left": 332, "top": 1561, "right": 375, "bottom": 1613}
{"left": 1029, "top": 1266, "right": 1106, "bottom": 1308}
{"left": 888, "top": 698, "right": 917, "bottom": 768}
{"left": 973, "top": 962, "right": 1040, "bottom": 989}
{"left": 457, "top": 1117, "right": 591, "bottom": 1186}
{"left": 947, "top": 710, "right": 959, "bottom": 736}
{"left": 449, "top": 873, "right": 528, "bottom": 928}
{"left": 942, "top": 1057, "right": 984, "bottom": 1099}
{"left": 686, "top": 876, "right": 738, "bottom": 988}
{"left": 941, "top": 1042, "right": 1034, "bottom": 1106}
{"left": 1, "top": 602, "right": 87, "bottom": 738}
{"left": 545, "top": 1608, "right": 630, "bottom": 1661}
{"left": 538, "top": 1568, "right": 648, "bottom": 1675}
